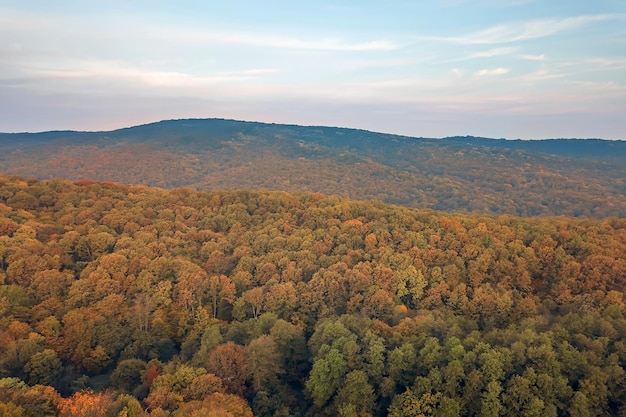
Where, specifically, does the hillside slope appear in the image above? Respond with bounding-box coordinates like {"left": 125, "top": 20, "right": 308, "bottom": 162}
{"left": 0, "top": 175, "right": 625, "bottom": 415}
{"left": 1, "top": 119, "right": 625, "bottom": 217}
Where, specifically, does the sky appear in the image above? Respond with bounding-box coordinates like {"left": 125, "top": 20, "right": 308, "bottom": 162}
{"left": 1, "top": 1, "right": 625, "bottom": 139}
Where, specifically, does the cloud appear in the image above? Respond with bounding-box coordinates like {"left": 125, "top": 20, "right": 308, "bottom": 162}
{"left": 469, "top": 47, "right": 518, "bottom": 58}
{"left": 327, "top": 57, "right": 420, "bottom": 72}
{"left": 8, "top": 59, "right": 281, "bottom": 93}
{"left": 0, "top": 11, "right": 401, "bottom": 53}
{"left": 585, "top": 57, "right": 626, "bottom": 70}
{"left": 571, "top": 80, "right": 626, "bottom": 92}
{"left": 519, "top": 54, "right": 546, "bottom": 61}
{"left": 475, "top": 68, "right": 510, "bottom": 76}
{"left": 438, "top": 46, "right": 518, "bottom": 64}
{"left": 482, "top": 0, "right": 538, "bottom": 6}
{"left": 441, "top": 0, "right": 538, "bottom": 7}
{"left": 419, "top": 14, "right": 623, "bottom": 44}
{"left": 136, "top": 69, "right": 280, "bottom": 87}
{"left": 519, "top": 69, "right": 565, "bottom": 82}
{"left": 154, "top": 26, "right": 402, "bottom": 51}
{"left": 188, "top": 32, "right": 401, "bottom": 51}
{"left": 439, "top": 0, "right": 466, "bottom": 6}
{"left": 450, "top": 68, "right": 463, "bottom": 77}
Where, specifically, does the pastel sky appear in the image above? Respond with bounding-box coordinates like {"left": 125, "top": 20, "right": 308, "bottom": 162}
{"left": 1, "top": 1, "right": 625, "bottom": 139}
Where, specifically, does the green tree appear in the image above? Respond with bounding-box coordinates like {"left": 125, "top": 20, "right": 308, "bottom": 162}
{"left": 388, "top": 343, "right": 418, "bottom": 388}
{"left": 110, "top": 359, "right": 147, "bottom": 393}
{"left": 569, "top": 392, "right": 593, "bottom": 417}
{"left": 306, "top": 347, "right": 347, "bottom": 408}
{"left": 24, "top": 349, "right": 62, "bottom": 386}
{"left": 481, "top": 381, "right": 503, "bottom": 417}
{"left": 246, "top": 335, "right": 283, "bottom": 392}
{"left": 388, "top": 390, "right": 445, "bottom": 417}
{"left": 335, "top": 370, "right": 375, "bottom": 416}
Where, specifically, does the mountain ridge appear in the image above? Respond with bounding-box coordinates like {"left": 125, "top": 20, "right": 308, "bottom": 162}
{"left": 1, "top": 118, "right": 625, "bottom": 218}
{"left": 2, "top": 118, "right": 624, "bottom": 162}
{"left": 1, "top": 117, "right": 623, "bottom": 141}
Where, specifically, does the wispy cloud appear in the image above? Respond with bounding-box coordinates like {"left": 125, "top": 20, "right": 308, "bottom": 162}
{"left": 518, "top": 54, "right": 546, "bottom": 61}
{"left": 419, "top": 14, "right": 623, "bottom": 44}
{"left": 140, "top": 69, "right": 280, "bottom": 87}
{"left": 450, "top": 68, "right": 463, "bottom": 77}
{"left": 23, "top": 60, "right": 280, "bottom": 89}
{"left": 328, "top": 57, "right": 420, "bottom": 72}
{"left": 0, "top": 11, "right": 401, "bottom": 53}
{"left": 585, "top": 57, "right": 626, "bottom": 70}
{"left": 439, "top": 46, "right": 518, "bottom": 64}
{"left": 174, "top": 29, "right": 401, "bottom": 51}
{"left": 475, "top": 68, "right": 510, "bottom": 76}
{"left": 482, "top": 0, "right": 538, "bottom": 6}
{"left": 570, "top": 80, "right": 626, "bottom": 92}
{"left": 441, "top": 0, "right": 538, "bottom": 7}
{"left": 519, "top": 69, "right": 565, "bottom": 82}
{"left": 469, "top": 47, "right": 518, "bottom": 58}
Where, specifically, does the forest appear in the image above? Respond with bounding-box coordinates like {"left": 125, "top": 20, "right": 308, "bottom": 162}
{"left": 1, "top": 174, "right": 625, "bottom": 416}
{"left": 1, "top": 119, "right": 625, "bottom": 218}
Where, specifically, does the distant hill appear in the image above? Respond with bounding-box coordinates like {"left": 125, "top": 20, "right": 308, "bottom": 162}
{"left": 1, "top": 118, "right": 625, "bottom": 217}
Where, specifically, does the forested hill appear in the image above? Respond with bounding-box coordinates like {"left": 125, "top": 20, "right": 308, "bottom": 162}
{"left": 1, "top": 174, "right": 626, "bottom": 416}
{"left": 1, "top": 118, "right": 625, "bottom": 218}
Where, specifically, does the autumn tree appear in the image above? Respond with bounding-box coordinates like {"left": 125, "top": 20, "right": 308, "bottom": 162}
{"left": 207, "top": 342, "right": 250, "bottom": 396}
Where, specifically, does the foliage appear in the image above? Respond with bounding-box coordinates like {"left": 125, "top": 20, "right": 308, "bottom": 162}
{"left": 1, "top": 119, "right": 625, "bottom": 218}
{"left": 0, "top": 174, "right": 625, "bottom": 416}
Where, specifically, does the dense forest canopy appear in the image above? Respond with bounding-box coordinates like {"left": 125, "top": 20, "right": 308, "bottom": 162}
{"left": 1, "top": 119, "right": 625, "bottom": 218}
{"left": 1, "top": 174, "right": 626, "bottom": 416}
